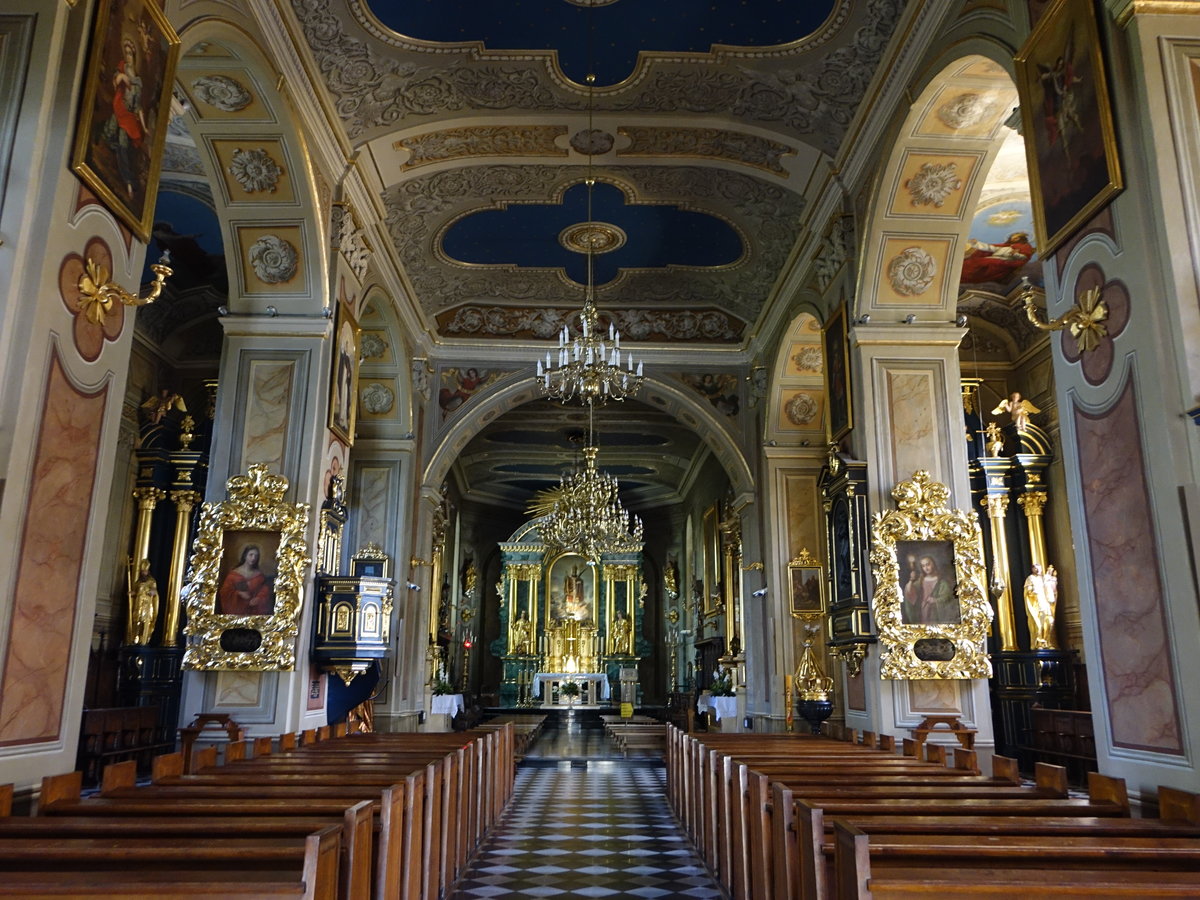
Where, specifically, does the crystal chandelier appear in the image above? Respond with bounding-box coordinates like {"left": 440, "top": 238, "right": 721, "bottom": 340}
{"left": 533, "top": 445, "right": 644, "bottom": 562}
{"left": 536, "top": 260, "right": 643, "bottom": 404}
{"left": 536, "top": 67, "right": 643, "bottom": 404}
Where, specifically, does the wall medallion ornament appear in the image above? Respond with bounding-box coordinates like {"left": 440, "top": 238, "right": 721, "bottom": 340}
{"left": 192, "top": 74, "right": 253, "bottom": 111}
{"left": 249, "top": 234, "right": 299, "bottom": 283}
{"left": 868, "top": 470, "right": 992, "bottom": 680}
{"left": 228, "top": 148, "right": 282, "bottom": 193}
{"left": 905, "top": 161, "right": 962, "bottom": 208}
{"left": 360, "top": 332, "right": 388, "bottom": 360}
{"left": 182, "top": 464, "right": 311, "bottom": 671}
{"left": 786, "top": 391, "right": 819, "bottom": 426}
{"left": 936, "top": 92, "right": 993, "bottom": 130}
{"left": 887, "top": 246, "right": 937, "bottom": 296}
{"left": 792, "top": 346, "right": 823, "bottom": 373}
{"left": 360, "top": 382, "right": 395, "bottom": 415}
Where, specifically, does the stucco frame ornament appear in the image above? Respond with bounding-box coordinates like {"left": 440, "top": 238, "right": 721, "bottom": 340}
{"left": 869, "top": 471, "right": 992, "bottom": 680}
{"left": 183, "top": 464, "right": 311, "bottom": 671}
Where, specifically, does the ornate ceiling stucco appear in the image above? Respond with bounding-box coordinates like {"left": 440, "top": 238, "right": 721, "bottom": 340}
{"left": 382, "top": 164, "right": 805, "bottom": 337}
{"left": 283, "top": 0, "right": 906, "bottom": 347}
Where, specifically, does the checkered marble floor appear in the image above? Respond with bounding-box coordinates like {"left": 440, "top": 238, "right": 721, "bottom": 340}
{"left": 447, "top": 762, "right": 726, "bottom": 899}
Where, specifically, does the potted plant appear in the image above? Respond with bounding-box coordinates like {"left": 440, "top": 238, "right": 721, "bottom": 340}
{"left": 432, "top": 678, "right": 455, "bottom": 696}
{"left": 560, "top": 680, "right": 581, "bottom": 705}
{"left": 709, "top": 668, "right": 734, "bottom": 697}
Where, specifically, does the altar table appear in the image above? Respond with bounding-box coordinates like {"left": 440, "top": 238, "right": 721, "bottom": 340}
{"left": 533, "top": 672, "right": 611, "bottom": 705}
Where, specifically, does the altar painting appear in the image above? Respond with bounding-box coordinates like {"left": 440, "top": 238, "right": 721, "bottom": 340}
{"left": 546, "top": 553, "right": 595, "bottom": 623}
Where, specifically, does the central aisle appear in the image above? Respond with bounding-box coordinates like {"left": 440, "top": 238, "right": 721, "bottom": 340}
{"left": 448, "top": 713, "right": 726, "bottom": 898}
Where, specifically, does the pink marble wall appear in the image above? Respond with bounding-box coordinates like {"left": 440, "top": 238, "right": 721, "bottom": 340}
{"left": 0, "top": 352, "right": 107, "bottom": 745}
{"left": 1075, "top": 382, "right": 1183, "bottom": 754}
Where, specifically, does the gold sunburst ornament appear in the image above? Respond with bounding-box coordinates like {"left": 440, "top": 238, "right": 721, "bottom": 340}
{"left": 77, "top": 253, "right": 173, "bottom": 325}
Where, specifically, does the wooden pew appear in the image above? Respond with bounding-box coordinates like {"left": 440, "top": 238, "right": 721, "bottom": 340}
{"left": 833, "top": 820, "right": 1200, "bottom": 899}
{"left": 0, "top": 823, "right": 341, "bottom": 898}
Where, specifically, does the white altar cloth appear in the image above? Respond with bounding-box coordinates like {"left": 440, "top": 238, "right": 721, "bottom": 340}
{"left": 431, "top": 693, "right": 464, "bottom": 715}
{"left": 533, "top": 672, "right": 611, "bottom": 700}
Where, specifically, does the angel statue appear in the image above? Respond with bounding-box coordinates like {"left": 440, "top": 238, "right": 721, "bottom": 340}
{"left": 991, "top": 391, "right": 1040, "bottom": 434}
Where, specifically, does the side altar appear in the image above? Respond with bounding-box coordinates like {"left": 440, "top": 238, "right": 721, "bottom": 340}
{"left": 492, "top": 521, "right": 645, "bottom": 708}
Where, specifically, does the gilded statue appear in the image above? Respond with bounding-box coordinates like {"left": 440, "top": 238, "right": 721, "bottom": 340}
{"left": 1023, "top": 563, "right": 1059, "bottom": 649}
{"left": 985, "top": 421, "right": 1005, "bottom": 456}
{"left": 128, "top": 558, "right": 158, "bottom": 645}
{"left": 991, "top": 392, "right": 1040, "bottom": 435}
{"left": 611, "top": 611, "right": 633, "bottom": 656}
{"left": 510, "top": 610, "right": 533, "bottom": 655}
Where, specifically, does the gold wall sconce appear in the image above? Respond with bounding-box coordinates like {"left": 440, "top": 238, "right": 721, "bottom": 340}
{"left": 77, "top": 254, "right": 173, "bottom": 325}
{"left": 1019, "top": 279, "right": 1107, "bottom": 354}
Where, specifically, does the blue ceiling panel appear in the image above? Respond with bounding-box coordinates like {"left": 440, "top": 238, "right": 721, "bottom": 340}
{"left": 366, "top": 0, "right": 835, "bottom": 84}
{"left": 442, "top": 180, "right": 741, "bottom": 284}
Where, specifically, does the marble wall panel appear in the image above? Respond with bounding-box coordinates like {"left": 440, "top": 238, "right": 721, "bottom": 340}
{"left": 885, "top": 369, "right": 938, "bottom": 485}
{"left": 1075, "top": 382, "right": 1182, "bottom": 754}
{"left": 354, "top": 465, "right": 394, "bottom": 552}
{"left": 0, "top": 353, "right": 106, "bottom": 745}
{"left": 239, "top": 360, "right": 294, "bottom": 470}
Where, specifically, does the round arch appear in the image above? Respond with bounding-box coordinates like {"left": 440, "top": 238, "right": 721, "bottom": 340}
{"left": 421, "top": 373, "right": 755, "bottom": 505}
{"left": 168, "top": 18, "right": 329, "bottom": 317}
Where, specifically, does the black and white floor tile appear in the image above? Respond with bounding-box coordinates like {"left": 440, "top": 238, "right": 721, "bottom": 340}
{"left": 448, "top": 747, "right": 724, "bottom": 898}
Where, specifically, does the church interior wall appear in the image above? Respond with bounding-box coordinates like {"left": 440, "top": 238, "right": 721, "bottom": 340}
{"left": 2, "top": 0, "right": 1200, "bottom": 801}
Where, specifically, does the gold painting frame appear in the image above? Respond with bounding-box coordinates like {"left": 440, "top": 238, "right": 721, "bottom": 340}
{"left": 788, "top": 549, "right": 825, "bottom": 618}
{"left": 1014, "top": 0, "right": 1123, "bottom": 255}
{"left": 71, "top": 0, "right": 181, "bottom": 241}
{"left": 183, "top": 464, "right": 311, "bottom": 671}
{"left": 868, "top": 471, "right": 992, "bottom": 679}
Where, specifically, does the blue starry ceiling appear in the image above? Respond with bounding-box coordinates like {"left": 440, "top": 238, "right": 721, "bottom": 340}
{"left": 442, "top": 181, "right": 742, "bottom": 284}
{"left": 366, "top": 0, "right": 837, "bottom": 85}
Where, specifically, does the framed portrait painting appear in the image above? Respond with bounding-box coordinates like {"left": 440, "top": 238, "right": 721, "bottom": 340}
{"left": 823, "top": 303, "right": 852, "bottom": 442}
{"left": 788, "top": 554, "right": 824, "bottom": 618}
{"left": 868, "top": 470, "right": 992, "bottom": 680}
{"left": 183, "top": 465, "right": 310, "bottom": 671}
{"left": 328, "top": 302, "right": 361, "bottom": 445}
{"left": 1014, "top": 0, "right": 1123, "bottom": 255}
{"left": 72, "top": 0, "right": 181, "bottom": 242}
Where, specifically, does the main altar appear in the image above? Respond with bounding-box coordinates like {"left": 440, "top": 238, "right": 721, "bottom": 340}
{"left": 491, "top": 521, "right": 645, "bottom": 708}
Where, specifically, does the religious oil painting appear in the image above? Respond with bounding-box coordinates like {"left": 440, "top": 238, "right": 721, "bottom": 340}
{"left": 788, "top": 559, "right": 825, "bottom": 618}
{"left": 896, "top": 540, "right": 959, "bottom": 626}
{"left": 328, "top": 301, "right": 361, "bottom": 445}
{"left": 823, "top": 303, "right": 852, "bottom": 442}
{"left": 72, "top": 0, "right": 180, "bottom": 241}
{"left": 217, "top": 530, "right": 280, "bottom": 617}
{"left": 183, "top": 465, "right": 310, "bottom": 671}
{"left": 869, "top": 470, "right": 992, "bottom": 680}
{"left": 1014, "top": 0, "right": 1122, "bottom": 254}
{"left": 546, "top": 553, "right": 596, "bottom": 623}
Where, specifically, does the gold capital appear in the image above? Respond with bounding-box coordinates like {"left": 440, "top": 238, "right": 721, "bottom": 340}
{"left": 985, "top": 495, "right": 1010, "bottom": 518}
{"left": 1018, "top": 491, "right": 1048, "bottom": 517}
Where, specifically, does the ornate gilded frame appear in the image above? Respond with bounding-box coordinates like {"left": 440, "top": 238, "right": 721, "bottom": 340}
{"left": 869, "top": 471, "right": 992, "bottom": 679}
{"left": 183, "top": 465, "right": 311, "bottom": 671}
{"left": 787, "top": 549, "right": 825, "bottom": 618}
